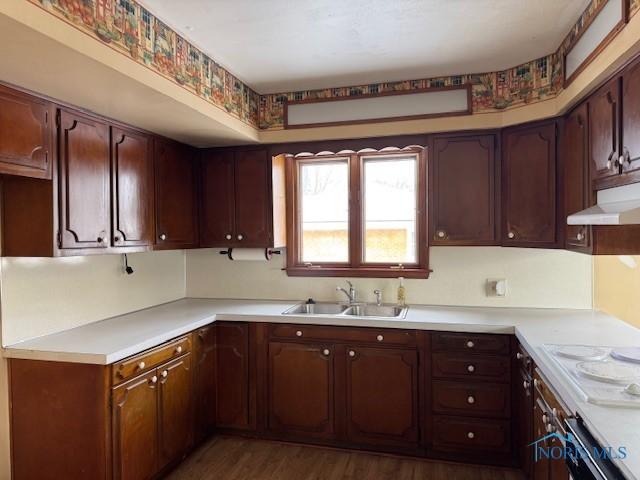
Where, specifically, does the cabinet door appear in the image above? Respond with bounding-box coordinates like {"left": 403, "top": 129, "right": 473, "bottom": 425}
{"left": 267, "top": 342, "right": 335, "bottom": 439}
{"left": 589, "top": 77, "right": 620, "bottom": 186}
{"left": 111, "top": 127, "right": 154, "bottom": 247}
{"left": 0, "top": 84, "right": 52, "bottom": 179}
{"left": 112, "top": 370, "right": 159, "bottom": 480}
{"left": 563, "top": 104, "right": 592, "bottom": 251}
{"left": 621, "top": 60, "right": 640, "bottom": 178}
{"left": 58, "top": 109, "right": 111, "bottom": 250}
{"left": 216, "top": 322, "right": 251, "bottom": 429}
{"left": 193, "top": 326, "right": 217, "bottom": 444}
{"left": 345, "top": 346, "right": 419, "bottom": 448}
{"left": 234, "top": 149, "right": 272, "bottom": 247}
{"left": 431, "top": 134, "right": 498, "bottom": 245}
{"left": 154, "top": 138, "right": 198, "bottom": 249}
{"left": 200, "top": 150, "right": 235, "bottom": 247}
{"left": 502, "top": 121, "right": 557, "bottom": 247}
{"left": 158, "top": 354, "right": 194, "bottom": 470}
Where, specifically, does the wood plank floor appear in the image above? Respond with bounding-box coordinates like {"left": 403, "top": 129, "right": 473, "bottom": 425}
{"left": 167, "top": 436, "right": 525, "bottom": 480}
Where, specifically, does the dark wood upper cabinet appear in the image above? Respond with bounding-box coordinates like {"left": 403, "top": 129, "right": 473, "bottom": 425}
{"left": 621, "top": 59, "right": 640, "bottom": 180}
{"left": 589, "top": 77, "right": 621, "bottom": 187}
{"left": 345, "top": 346, "right": 419, "bottom": 448}
{"left": 58, "top": 108, "right": 111, "bottom": 250}
{"left": 154, "top": 137, "right": 199, "bottom": 249}
{"left": 563, "top": 103, "right": 592, "bottom": 252}
{"left": 216, "top": 322, "right": 252, "bottom": 430}
{"left": 502, "top": 121, "right": 558, "bottom": 247}
{"left": 0, "top": 84, "right": 53, "bottom": 179}
{"left": 430, "top": 134, "right": 498, "bottom": 245}
{"left": 112, "top": 370, "right": 159, "bottom": 480}
{"left": 200, "top": 148, "right": 286, "bottom": 248}
{"left": 158, "top": 354, "right": 194, "bottom": 470}
{"left": 200, "top": 150, "right": 235, "bottom": 246}
{"left": 267, "top": 342, "right": 335, "bottom": 439}
{"left": 111, "top": 127, "right": 154, "bottom": 247}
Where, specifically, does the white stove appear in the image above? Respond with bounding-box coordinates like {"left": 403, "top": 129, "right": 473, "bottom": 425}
{"left": 542, "top": 344, "right": 640, "bottom": 408}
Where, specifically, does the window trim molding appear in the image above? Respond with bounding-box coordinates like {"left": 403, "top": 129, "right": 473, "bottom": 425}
{"left": 284, "top": 146, "right": 430, "bottom": 278}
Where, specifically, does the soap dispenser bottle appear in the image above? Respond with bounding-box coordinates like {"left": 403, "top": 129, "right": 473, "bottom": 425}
{"left": 397, "top": 277, "right": 406, "bottom": 307}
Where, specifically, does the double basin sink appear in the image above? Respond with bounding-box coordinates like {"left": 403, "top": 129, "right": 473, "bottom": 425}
{"left": 283, "top": 302, "right": 408, "bottom": 319}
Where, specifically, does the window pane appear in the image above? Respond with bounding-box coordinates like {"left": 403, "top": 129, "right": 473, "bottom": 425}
{"left": 363, "top": 156, "right": 417, "bottom": 264}
{"left": 299, "top": 160, "right": 349, "bottom": 263}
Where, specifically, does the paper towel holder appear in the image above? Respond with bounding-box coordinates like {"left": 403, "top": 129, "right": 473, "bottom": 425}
{"left": 219, "top": 248, "right": 282, "bottom": 260}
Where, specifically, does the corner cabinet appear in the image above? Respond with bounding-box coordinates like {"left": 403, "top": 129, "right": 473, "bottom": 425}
{"left": 430, "top": 133, "right": 499, "bottom": 245}
{"left": 200, "top": 148, "right": 285, "bottom": 248}
{"left": 502, "top": 120, "right": 559, "bottom": 248}
{"left": 0, "top": 84, "right": 53, "bottom": 179}
{"left": 154, "top": 137, "right": 199, "bottom": 249}
{"left": 589, "top": 77, "right": 621, "bottom": 188}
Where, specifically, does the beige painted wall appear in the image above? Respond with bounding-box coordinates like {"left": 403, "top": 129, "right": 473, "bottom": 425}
{"left": 186, "top": 247, "right": 593, "bottom": 310}
{"left": 0, "top": 250, "right": 186, "bottom": 480}
{"left": 594, "top": 255, "right": 640, "bottom": 329}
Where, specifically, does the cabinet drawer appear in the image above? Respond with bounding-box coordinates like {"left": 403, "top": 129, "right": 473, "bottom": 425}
{"left": 432, "top": 332, "right": 509, "bottom": 355}
{"left": 112, "top": 335, "right": 192, "bottom": 385}
{"left": 432, "top": 353, "right": 510, "bottom": 382}
{"left": 269, "top": 324, "right": 416, "bottom": 346}
{"left": 432, "top": 381, "right": 510, "bottom": 418}
{"left": 432, "top": 415, "right": 511, "bottom": 454}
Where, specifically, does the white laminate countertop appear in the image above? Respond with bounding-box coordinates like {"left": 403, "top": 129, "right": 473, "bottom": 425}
{"left": 4, "top": 298, "right": 640, "bottom": 478}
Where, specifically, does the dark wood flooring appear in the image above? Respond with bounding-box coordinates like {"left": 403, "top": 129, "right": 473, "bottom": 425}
{"left": 167, "top": 436, "right": 525, "bottom": 480}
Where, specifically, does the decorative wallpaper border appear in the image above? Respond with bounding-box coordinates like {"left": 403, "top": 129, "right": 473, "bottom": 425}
{"left": 26, "top": 0, "right": 640, "bottom": 132}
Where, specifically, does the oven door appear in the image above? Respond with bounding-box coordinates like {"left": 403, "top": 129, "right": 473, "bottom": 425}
{"left": 564, "top": 418, "right": 626, "bottom": 480}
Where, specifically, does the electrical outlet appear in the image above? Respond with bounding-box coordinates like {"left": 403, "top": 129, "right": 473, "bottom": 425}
{"left": 486, "top": 278, "right": 507, "bottom": 297}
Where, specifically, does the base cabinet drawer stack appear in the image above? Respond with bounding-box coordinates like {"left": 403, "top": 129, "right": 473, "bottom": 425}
{"left": 429, "top": 332, "right": 514, "bottom": 466}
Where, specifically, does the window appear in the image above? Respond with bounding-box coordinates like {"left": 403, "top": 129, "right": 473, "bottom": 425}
{"left": 285, "top": 147, "right": 428, "bottom": 278}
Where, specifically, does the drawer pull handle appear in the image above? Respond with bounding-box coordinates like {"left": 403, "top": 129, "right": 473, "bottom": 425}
{"left": 467, "top": 431, "right": 475, "bottom": 439}
{"left": 523, "top": 380, "right": 531, "bottom": 390}
{"left": 349, "top": 350, "right": 356, "bottom": 357}
{"left": 534, "top": 378, "right": 540, "bottom": 389}
{"left": 150, "top": 375, "right": 158, "bottom": 384}
{"left": 467, "top": 365, "right": 475, "bottom": 373}
{"left": 516, "top": 352, "right": 524, "bottom": 360}
{"left": 467, "top": 395, "right": 475, "bottom": 404}
{"left": 161, "top": 370, "right": 168, "bottom": 378}
{"left": 507, "top": 231, "right": 515, "bottom": 239}
{"left": 225, "top": 234, "right": 232, "bottom": 240}
{"left": 323, "top": 349, "right": 330, "bottom": 356}
{"left": 137, "top": 361, "right": 146, "bottom": 370}
{"left": 466, "top": 340, "right": 475, "bottom": 348}
{"left": 296, "top": 330, "right": 303, "bottom": 337}
{"left": 175, "top": 346, "right": 183, "bottom": 355}
{"left": 376, "top": 334, "right": 384, "bottom": 342}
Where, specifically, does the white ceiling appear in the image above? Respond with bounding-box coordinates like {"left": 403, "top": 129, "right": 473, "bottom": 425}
{"left": 141, "top": 0, "right": 590, "bottom": 93}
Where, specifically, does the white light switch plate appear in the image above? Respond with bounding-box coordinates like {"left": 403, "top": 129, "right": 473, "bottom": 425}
{"left": 486, "top": 278, "right": 507, "bottom": 297}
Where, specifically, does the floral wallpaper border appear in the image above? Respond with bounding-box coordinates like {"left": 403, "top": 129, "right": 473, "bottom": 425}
{"left": 27, "top": 0, "right": 640, "bottom": 132}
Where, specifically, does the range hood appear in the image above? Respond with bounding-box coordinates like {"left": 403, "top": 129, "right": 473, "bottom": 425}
{"left": 568, "top": 183, "right": 640, "bottom": 225}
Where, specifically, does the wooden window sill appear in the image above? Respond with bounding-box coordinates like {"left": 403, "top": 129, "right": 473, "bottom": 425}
{"left": 285, "top": 266, "right": 431, "bottom": 279}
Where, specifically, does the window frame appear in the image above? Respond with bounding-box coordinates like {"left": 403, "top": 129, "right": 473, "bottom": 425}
{"left": 285, "top": 146, "right": 429, "bottom": 278}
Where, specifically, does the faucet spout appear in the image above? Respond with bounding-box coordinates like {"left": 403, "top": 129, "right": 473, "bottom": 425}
{"left": 336, "top": 281, "right": 356, "bottom": 304}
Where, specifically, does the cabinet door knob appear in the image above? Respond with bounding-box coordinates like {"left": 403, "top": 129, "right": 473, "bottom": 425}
{"left": 516, "top": 352, "right": 524, "bottom": 360}
{"left": 296, "top": 330, "right": 303, "bottom": 337}
{"left": 348, "top": 350, "right": 356, "bottom": 357}
{"left": 237, "top": 234, "right": 244, "bottom": 241}
{"left": 97, "top": 236, "right": 105, "bottom": 243}
{"left": 159, "top": 233, "right": 167, "bottom": 241}
{"left": 467, "top": 395, "right": 475, "bottom": 404}
{"left": 175, "top": 346, "right": 183, "bottom": 355}
{"left": 161, "top": 370, "right": 168, "bottom": 378}
{"left": 507, "top": 231, "right": 515, "bottom": 239}
{"left": 437, "top": 230, "right": 446, "bottom": 239}
{"left": 114, "top": 236, "right": 120, "bottom": 243}
{"left": 467, "top": 431, "right": 475, "bottom": 439}
{"left": 467, "top": 364, "right": 475, "bottom": 373}
{"left": 137, "top": 361, "right": 146, "bottom": 370}
{"left": 523, "top": 380, "right": 531, "bottom": 390}
{"left": 323, "top": 349, "right": 330, "bottom": 356}
{"left": 225, "top": 234, "right": 232, "bottom": 240}
{"left": 376, "top": 334, "right": 384, "bottom": 342}
{"left": 466, "top": 340, "right": 475, "bottom": 348}
{"left": 150, "top": 375, "right": 158, "bottom": 384}
{"left": 576, "top": 232, "right": 584, "bottom": 241}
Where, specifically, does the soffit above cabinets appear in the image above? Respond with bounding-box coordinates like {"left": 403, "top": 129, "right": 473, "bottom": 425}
{"left": 141, "top": 0, "right": 590, "bottom": 93}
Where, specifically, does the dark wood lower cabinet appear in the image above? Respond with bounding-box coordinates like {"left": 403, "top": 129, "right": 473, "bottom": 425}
{"left": 193, "top": 326, "right": 217, "bottom": 444}
{"left": 345, "top": 346, "right": 419, "bottom": 448}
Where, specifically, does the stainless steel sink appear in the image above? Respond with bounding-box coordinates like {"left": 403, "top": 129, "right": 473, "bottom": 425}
{"left": 283, "top": 302, "right": 349, "bottom": 315}
{"left": 343, "top": 304, "right": 407, "bottom": 318}
{"left": 283, "top": 302, "right": 407, "bottom": 319}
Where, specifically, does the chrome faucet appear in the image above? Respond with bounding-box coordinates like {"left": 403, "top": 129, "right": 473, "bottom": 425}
{"left": 336, "top": 280, "right": 357, "bottom": 304}
{"left": 374, "top": 289, "right": 382, "bottom": 306}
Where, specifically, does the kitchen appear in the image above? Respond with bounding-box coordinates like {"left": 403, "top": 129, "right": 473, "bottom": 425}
{"left": 1, "top": 0, "right": 640, "bottom": 479}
